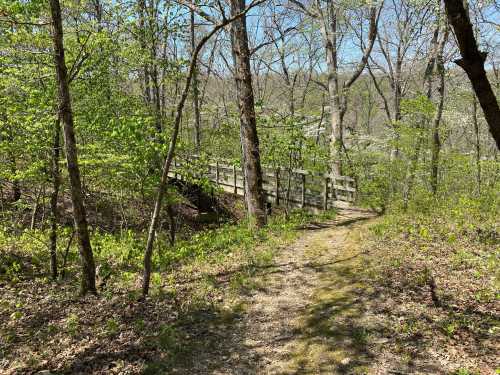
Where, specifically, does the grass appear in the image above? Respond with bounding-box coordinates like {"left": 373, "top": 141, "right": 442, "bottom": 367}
{"left": 0, "top": 208, "right": 337, "bottom": 374}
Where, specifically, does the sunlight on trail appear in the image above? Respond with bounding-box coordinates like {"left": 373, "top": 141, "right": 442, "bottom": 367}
{"left": 281, "top": 224, "right": 378, "bottom": 374}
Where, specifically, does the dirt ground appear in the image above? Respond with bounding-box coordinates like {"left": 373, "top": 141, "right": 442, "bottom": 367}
{"left": 169, "top": 208, "right": 498, "bottom": 375}
{"left": 2, "top": 208, "right": 497, "bottom": 374}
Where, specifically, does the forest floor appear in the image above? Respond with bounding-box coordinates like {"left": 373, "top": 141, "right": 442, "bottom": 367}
{"left": 166, "top": 208, "right": 498, "bottom": 375}
{"left": 1, "top": 208, "right": 498, "bottom": 374}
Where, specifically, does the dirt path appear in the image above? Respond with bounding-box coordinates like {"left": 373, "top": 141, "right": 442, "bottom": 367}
{"left": 178, "top": 208, "right": 380, "bottom": 374}
{"left": 236, "top": 208, "right": 377, "bottom": 374}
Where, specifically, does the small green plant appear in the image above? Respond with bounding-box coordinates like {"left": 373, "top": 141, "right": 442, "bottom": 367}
{"left": 439, "top": 316, "right": 462, "bottom": 337}
{"left": 66, "top": 313, "right": 80, "bottom": 336}
{"left": 1, "top": 327, "right": 16, "bottom": 343}
{"left": 10, "top": 310, "right": 23, "bottom": 320}
{"left": 133, "top": 318, "right": 145, "bottom": 331}
{"left": 444, "top": 321, "right": 458, "bottom": 337}
{"left": 352, "top": 327, "right": 369, "bottom": 346}
{"left": 390, "top": 258, "right": 402, "bottom": 268}
{"left": 156, "top": 324, "right": 181, "bottom": 353}
{"left": 452, "top": 250, "right": 474, "bottom": 268}
{"left": 47, "top": 323, "right": 58, "bottom": 335}
{"left": 5, "top": 261, "right": 21, "bottom": 282}
{"left": 105, "top": 318, "right": 119, "bottom": 335}
{"left": 151, "top": 272, "right": 162, "bottom": 288}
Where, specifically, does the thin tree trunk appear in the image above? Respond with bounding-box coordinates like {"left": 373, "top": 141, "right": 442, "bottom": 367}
{"left": 8, "top": 143, "right": 21, "bottom": 202}
{"left": 322, "top": 5, "right": 342, "bottom": 176}
{"left": 141, "top": 4, "right": 261, "bottom": 296}
{"left": 30, "top": 186, "right": 42, "bottom": 230}
{"left": 49, "top": 116, "right": 61, "bottom": 280}
{"left": 320, "top": 2, "right": 379, "bottom": 174}
{"left": 430, "top": 23, "right": 449, "bottom": 195}
{"left": 138, "top": 0, "right": 151, "bottom": 104}
{"left": 60, "top": 229, "right": 75, "bottom": 279}
{"left": 191, "top": 6, "right": 202, "bottom": 152}
{"left": 472, "top": 96, "right": 481, "bottom": 194}
{"left": 49, "top": 0, "right": 96, "bottom": 295}
{"left": 444, "top": 0, "right": 500, "bottom": 149}
{"left": 403, "top": 136, "right": 423, "bottom": 211}
{"left": 230, "top": 0, "right": 267, "bottom": 228}
{"left": 167, "top": 205, "right": 176, "bottom": 246}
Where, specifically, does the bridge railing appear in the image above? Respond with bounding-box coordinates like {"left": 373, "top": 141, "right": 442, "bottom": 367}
{"left": 169, "top": 158, "right": 356, "bottom": 209}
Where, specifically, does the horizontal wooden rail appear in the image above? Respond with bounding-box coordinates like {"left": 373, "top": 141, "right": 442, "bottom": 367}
{"left": 168, "top": 158, "right": 356, "bottom": 210}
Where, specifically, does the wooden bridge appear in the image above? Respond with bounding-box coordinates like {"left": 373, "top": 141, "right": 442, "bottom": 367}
{"left": 169, "top": 159, "right": 356, "bottom": 210}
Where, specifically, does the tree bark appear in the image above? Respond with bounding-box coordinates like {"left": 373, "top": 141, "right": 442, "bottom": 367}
{"left": 472, "top": 96, "right": 481, "bottom": 194}
{"left": 141, "top": 3, "right": 263, "bottom": 296}
{"left": 9, "top": 153, "right": 21, "bottom": 202}
{"left": 319, "top": 2, "right": 379, "bottom": 175}
{"left": 49, "top": 116, "right": 61, "bottom": 280}
{"left": 49, "top": 0, "right": 96, "bottom": 295}
{"left": 191, "top": 7, "right": 202, "bottom": 152}
{"left": 6, "top": 127, "right": 21, "bottom": 202}
{"left": 322, "top": 4, "right": 342, "bottom": 175}
{"left": 137, "top": 0, "right": 152, "bottom": 104}
{"left": 230, "top": 0, "right": 267, "bottom": 227}
{"left": 443, "top": 0, "right": 500, "bottom": 149}
{"left": 430, "top": 23, "right": 449, "bottom": 195}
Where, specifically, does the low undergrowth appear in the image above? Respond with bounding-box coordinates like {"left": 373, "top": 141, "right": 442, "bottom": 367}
{"left": 0, "top": 208, "right": 336, "bottom": 374}
{"left": 363, "top": 199, "right": 499, "bottom": 374}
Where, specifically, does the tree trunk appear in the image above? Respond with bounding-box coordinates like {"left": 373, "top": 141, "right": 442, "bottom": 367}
{"left": 472, "top": 96, "right": 481, "bottom": 194}
{"left": 30, "top": 186, "right": 42, "bottom": 230}
{"left": 443, "top": 0, "right": 500, "bottom": 149}
{"left": 9, "top": 153, "right": 21, "bottom": 202}
{"left": 49, "top": 0, "right": 96, "bottom": 295}
{"left": 49, "top": 116, "right": 61, "bottom": 280}
{"left": 321, "top": 2, "right": 379, "bottom": 174}
{"left": 230, "top": 0, "right": 267, "bottom": 228}
{"left": 403, "top": 134, "right": 423, "bottom": 211}
{"left": 392, "top": 57, "right": 403, "bottom": 160}
{"left": 430, "top": 23, "right": 448, "bottom": 195}
{"left": 322, "top": 4, "right": 342, "bottom": 176}
{"left": 137, "top": 0, "right": 151, "bottom": 104}
{"left": 6, "top": 127, "right": 21, "bottom": 202}
{"left": 167, "top": 205, "right": 176, "bottom": 246}
{"left": 141, "top": 6, "right": 256, "bottom": 296}
{"left": 191, "top": 7, "right": 202, "bottom": 152}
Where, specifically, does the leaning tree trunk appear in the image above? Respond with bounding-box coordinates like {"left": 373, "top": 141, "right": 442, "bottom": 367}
{"left": 230, "top": 0, "right": 267, "bottom": 228}
{"left": 141, "top": 5, "right": 261, "bottom": 296}
{"left": 444, "top": 0, "right": 500, "bottom": 149}
{"left": 49, "top": 0, "right": 96, "bottom": 295}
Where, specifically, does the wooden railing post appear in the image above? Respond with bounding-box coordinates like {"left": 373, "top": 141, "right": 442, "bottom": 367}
{"left": 301, "top": 173, "right": 306, "bottom": 208}
{"left": 352, "top": 178, "right": 357, "bottom": 202}
{"left": 330, "top": 176, "right": 335, "bottom": 201}
{"left": 275, "top": 168, "right": 280, "bottom": 206}
{"left": 215, "top": 161, "right": 219, "bottom": 185}
{"left": 323, "top": 176, "right": 329, "bottom": 210}
{"left": 170, "top": 157, "right": 355, "bottom": 207}
{"left": 233, "top": 165, "right": 237, "bottom": 194}
{"left": 242, "top": 169, "right": 246, "bottom": 198}
{"left": 344, "top": 176, "right": 349, "bottom": 202}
